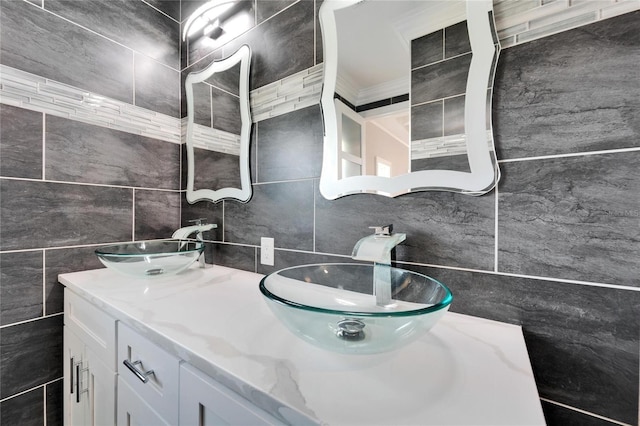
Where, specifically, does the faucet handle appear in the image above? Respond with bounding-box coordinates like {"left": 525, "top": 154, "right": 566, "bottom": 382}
{"left": 188, "top": 218, "right": 208, "bottom": 226}
{"left": 369, "top": 224, "right": 393, "bottom": 236}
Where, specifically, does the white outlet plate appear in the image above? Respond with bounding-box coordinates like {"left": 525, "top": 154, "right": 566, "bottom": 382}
{"left": 260, "top": 237, "right": 274, "bottom": 266}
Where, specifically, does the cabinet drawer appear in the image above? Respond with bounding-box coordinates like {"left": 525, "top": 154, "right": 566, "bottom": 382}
{"left": 179, "top": 363, "right": 281, "bottom": 426}
{"left": 64, "top": 289, "right": 117, "bottom": 369}
{"left": 117, "top": 322, "right": 179, "bottom": 425}
{"left": 117, "top": 377, "right": 170, "bottom": 426}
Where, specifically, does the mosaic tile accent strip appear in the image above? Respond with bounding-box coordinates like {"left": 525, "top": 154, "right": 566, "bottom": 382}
{"left": 411, "top": 131, "right": 495, "bottom": 160}
{"left": 0, "top": 65, "right": 181, "bottom": 144}
{"left": 494, "top": 0, "right": 640, "bottom": 48}
{"left": 249, "top": 64, "right": 323, "bottom": 122}
{"left": 189, "top": 120, "right": 241, "bottom": 156}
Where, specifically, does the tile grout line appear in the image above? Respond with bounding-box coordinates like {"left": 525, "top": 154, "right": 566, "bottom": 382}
{"left": 42, "top": 250, "right": 47, "bottom": 318}
{"left": 494, "top": 182, "right": 499, "bottom": 273}
{"left": 540, "top": 397, "right": 634, "bottom": 426}
{"left": 498, "top": 147, "right": 640, "bottom": 163}
{"left": 0, "top": 377, "right": 62, "bottom": 404}
{"left": 0, "top": 175, "right": 183, "bottom": 193}
{"left": 0, "top": 312, "right": 64, "bottom": 330}
{"left": 42, "top": 113, "right": 46, "bottom": 180}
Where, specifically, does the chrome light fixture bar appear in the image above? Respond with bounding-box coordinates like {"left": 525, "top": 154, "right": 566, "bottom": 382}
{"left": 182, "top": 0, "right": 239, "bottom": 41}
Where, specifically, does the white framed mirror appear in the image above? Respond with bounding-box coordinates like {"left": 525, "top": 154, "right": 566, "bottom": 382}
{"left": 185, "top": 44, "right": 252, "bottom": 203}
{"left": 319, "top": 0, "right": 500, "bottom": 199}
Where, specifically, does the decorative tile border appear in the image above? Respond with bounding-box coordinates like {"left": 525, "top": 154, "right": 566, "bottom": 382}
{"left": 411, "top": 131, "right": 494, "bottom": 160}
{"left": 494, "top": 0, "right": 640, "bottom": 48}
{"left": 182, "top": 117, "right": 241, "bottom": 155}
{"left": 0, "top": 65, "right": 182, "bottom": 144}
{"left": 249, "top": 64, "right": 323, "bottom": 122}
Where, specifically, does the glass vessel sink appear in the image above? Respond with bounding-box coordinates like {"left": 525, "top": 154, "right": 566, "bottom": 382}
{"left": 259, "top": 263, "right": 453, "bottom": 354}
{"left": 95, "top": 240, "right": 204, "bottom": 277}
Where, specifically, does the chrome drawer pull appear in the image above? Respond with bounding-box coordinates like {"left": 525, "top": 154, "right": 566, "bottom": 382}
{"left": 123, "top": 359, "right": 155, "bottom": 383}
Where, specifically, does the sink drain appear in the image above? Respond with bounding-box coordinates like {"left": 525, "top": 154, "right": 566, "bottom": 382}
{"left": 145, "top": 268, "right": 164, "bottom": 276}
{"left": 336, "top": 319, "right": 365, "bottom": 341}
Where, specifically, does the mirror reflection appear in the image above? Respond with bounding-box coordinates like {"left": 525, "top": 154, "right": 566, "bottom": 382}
{"left": 319, "top": 0, "right": 500, "bottom": 199}
{"left": 185, "top": 44, "right": 252, "bottom": 203}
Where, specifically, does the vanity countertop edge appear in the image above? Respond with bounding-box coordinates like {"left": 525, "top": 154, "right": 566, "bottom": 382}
{"left": 59, "top": 264, "right": 546, "bottom": 426}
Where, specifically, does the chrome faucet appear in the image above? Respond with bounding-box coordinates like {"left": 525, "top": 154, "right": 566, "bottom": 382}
{"left": 352, "top": 225, "right": 406, "bottom": 307}
{"left": 172, "top": 219, "right": 217, "bottom": 268}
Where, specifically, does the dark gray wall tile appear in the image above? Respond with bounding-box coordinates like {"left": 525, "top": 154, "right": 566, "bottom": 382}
{"left": 493, "top": 11, "right": 640, "bottom": 160}
{"left": 415, "top": 267, "right": 639, "bottom": 425}
{"left": 211, "top": 87, "right": 241, "bottom": 134}
{"left": 411, "top": 30, "right": 443, "bottom": 69}
{"left": 45, "top": 116, "right": 180, "bottom": 189}
{"left": 44, "top": 247, "right": 104, "bottom": 316}
{"left": 193, "top": 81, "right": 213, "bottom": 126}
{"left": 0, "top": 315, "right": 63, "bottom": 399}
{"left": 315, "top": 0, "right": 323, "bottom": 65}
{"left": 145, "top": 0, "right": 181, "bottom": 21}
{"left": 209, "top": 243, "right": 256, "bottom": 272}
{"left": 224, "top": 1, "right": 315, "bottom": 88}
{"left": 411, "top": 154, "right": 470, "bottom": 173}
{"left": 444, "top": 20, "right": 471, "bottom": 58}
{"left": 498, "top": 152, "right": 640, "bottom": 287}
{"left": 444, "top": 94, "right": 465, "bottom": 136}
{"left": 0, "top": 105, "right": 42, "bottom": 179}
{"left": 45, "top": 0, "right": 180, "bottom": 69}
{"left": 411, "top": 53, "right": 471, "bottom": 105}
{"left": 0, "top": 251, "right": 43, "bottom": 326}
{"left": 256, "top": 0, "right": 296, "bottom": 24}
{"left": 134, "top": 54, "right": 181, "bottom": 117}
{"left": 0, "top": 179, "right": 132, "bottom": 251}
{"left": 206, "top": 61, "right": 241, "bottom": 96}
{"left": 541, "top": 400, "right": 620, "bottom": 426}
{"left": 411, "top": 101, "right": 443, "bottom": 140}
{"left": 1, "top": 0, "right": 134, "bottom": 103}
{"left": 225, "top": 180, "right": 315, "bottom": 250}
{"left": 315, "top": 187, "right": 495, "bottom": 270}
{"left": 256, "top": 105, "right": 323, "bottom": 182}
{"left": 134, "top": 189, "right": 181, "bottom": 240}
{"left": 256, "top": 249, "right": 353, "bottom": 276}
{"left": 193, "top": 148, "right": 242, "bottom": 191}
{"left": 0, "top": 386, "right": 43, "bottom": 426}
{"left": 46, "top": 379, "right": 63, "bottom": 426}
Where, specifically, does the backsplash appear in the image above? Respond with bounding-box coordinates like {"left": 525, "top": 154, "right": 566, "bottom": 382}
{"left": 1, "top": 1, "right": 639, "bottom": 426}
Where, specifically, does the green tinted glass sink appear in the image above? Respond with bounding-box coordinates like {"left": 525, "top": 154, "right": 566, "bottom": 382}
{"left": 259, "top": 263, "right": 452, "bottom": 354}
{"left": 95, "top": 240, "right": 204, "bottom": 277}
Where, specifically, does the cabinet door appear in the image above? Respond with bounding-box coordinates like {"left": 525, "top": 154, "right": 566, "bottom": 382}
{"left": 64, "top": 327, "right": 89, "bottom": 426}
{"left": 64, "top": 327, "right": 116, "bottom": 426}
{"left": 117, "top": 378, "right": 170, "bottom": 426}
{"left": 179, "top": 364, "right": 281, "bottom": 426}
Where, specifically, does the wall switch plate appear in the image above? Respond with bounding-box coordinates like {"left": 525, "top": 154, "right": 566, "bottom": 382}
{"left": 260, "top": 237, "right": 274, "bottom": 266}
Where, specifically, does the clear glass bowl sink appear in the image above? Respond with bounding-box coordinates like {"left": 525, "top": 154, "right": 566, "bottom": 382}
{"left": 95, "top": 240, "right": 204, "bottom": 277}
{"left": 259, "top": 263, "right": 453, "bottom": 354}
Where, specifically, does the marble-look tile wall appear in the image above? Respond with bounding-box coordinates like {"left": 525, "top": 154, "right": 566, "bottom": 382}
{"left": 182, "top": 6, "right": 640, "bottom": 426}
{"left": 0, "top": 1, "right": 182, "bottom": 424}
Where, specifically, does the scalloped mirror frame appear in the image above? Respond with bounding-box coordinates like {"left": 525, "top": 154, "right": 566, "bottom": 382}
{"left": 319, "top": 0, "right": 500, "bottom": 199}
{"left": 185, "top": 44, "right": 252, "bottom": 203}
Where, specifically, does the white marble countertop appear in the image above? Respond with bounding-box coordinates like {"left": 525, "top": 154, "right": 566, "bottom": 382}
{"left": 59, "top": 264, "right": 546, "bottom": 426}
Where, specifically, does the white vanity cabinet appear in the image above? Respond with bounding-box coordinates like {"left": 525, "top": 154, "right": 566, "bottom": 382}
{"left": 63, "top": 289, "right": 117, "bottom": 426}
{"left": 64, "top": 288, "right": 284, "bottom": 426}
